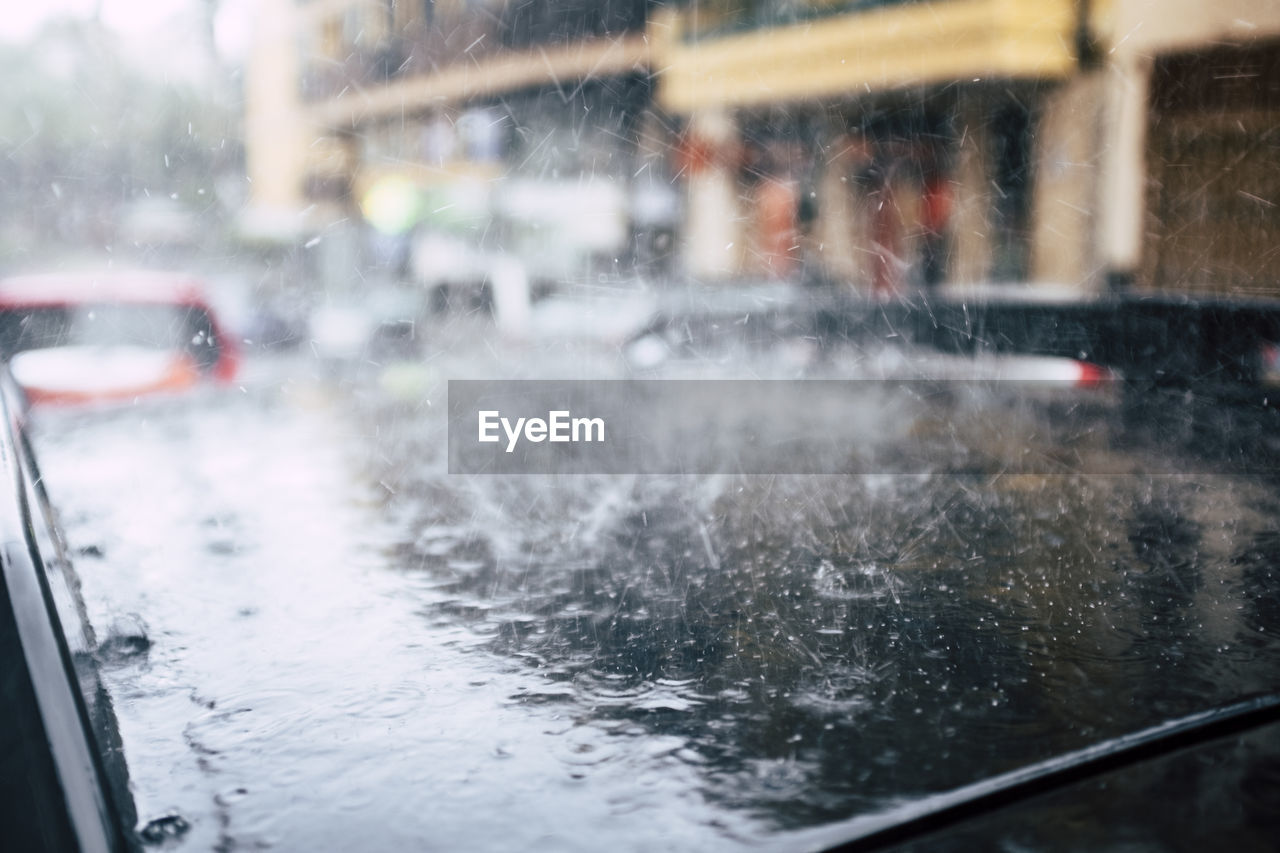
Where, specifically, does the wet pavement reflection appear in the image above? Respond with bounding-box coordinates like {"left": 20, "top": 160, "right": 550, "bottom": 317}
{"left": 28, "top": 318, "right": 1280, "bottom": 851}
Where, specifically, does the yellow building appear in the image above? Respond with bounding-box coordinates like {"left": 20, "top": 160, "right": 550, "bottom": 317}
{"left": 1098, "top": 0, "right": 1280, "bottom": 297}
{"left": 658, "top": 0, "right": 1280, "bottom": 295}
{"left": 243, "top": 0, "right": 662, "bottom": 280}
{"left": 244, "top": 0, "right": 1280, "bottom": 295}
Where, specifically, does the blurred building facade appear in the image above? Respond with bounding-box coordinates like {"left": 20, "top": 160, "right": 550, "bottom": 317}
{"left": 244, "top": 0, "right": 1280, "bottom": 295}
{"left": 245, "top": 0, "right": 668, "bottom": 287}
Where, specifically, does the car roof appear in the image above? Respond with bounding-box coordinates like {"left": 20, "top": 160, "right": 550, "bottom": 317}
{"left": 0, "top": 272, "right": 210, "bottom": 307}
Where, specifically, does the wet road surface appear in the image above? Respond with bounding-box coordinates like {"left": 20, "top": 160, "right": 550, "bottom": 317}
{"left": 28, "top": 317, "right": 1280, "bottom": 850}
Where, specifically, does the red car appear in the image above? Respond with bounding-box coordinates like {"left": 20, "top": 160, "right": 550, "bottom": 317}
{"left": 0, "top": 272, "right": 238, "bottom": 406}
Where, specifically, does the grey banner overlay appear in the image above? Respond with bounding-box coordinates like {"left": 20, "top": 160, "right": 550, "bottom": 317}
{"left": 447, "top": 379, "right": 1269, "bottom": 475}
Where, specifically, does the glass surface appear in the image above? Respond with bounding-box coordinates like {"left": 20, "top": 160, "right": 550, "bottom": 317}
{"left": 3, "top": 1, "right": 1279, "bottom": 850}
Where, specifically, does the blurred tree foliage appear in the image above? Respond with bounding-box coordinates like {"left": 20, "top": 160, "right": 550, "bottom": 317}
{"left": 0, "top": 16, "right": 241, "bottom": 252}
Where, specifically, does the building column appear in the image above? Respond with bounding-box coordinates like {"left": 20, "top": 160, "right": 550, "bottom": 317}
{"left": 681, "top": 109, "right": 745, "bottom": 280}
{"left": 814, "top": 134, "right": 872, "bottom": 287}
{"left": 949, "top": 91, "right": 994, "bottom": 285}
{"left": 1029, "top": 73, "right": 1106, "bottom": 289}
{"left": 244, "top": 0, "right": 312, "bottom": 229}
{"left": 1094, "top": 54, "right": 1153, "bottom": 289}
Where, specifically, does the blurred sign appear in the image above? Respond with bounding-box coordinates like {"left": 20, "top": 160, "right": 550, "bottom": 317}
{"left": 360, "top": 176, "right": 422, "bottom": 235}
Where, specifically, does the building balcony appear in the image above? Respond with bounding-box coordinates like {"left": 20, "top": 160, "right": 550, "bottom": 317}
{"left": 307, "top": 33, "right": 652, "bottom": 129}
{"left": 659, "top": 0, "right": 1081, "bottom": 112}
{"left": 297, "top": 0, "right": 654, "bottom": 116}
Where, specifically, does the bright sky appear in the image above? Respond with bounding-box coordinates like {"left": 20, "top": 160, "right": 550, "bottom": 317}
{"left": 0, "top": 0, "right": 254, "bottom": 70}
{"left": 1, "top": 0, "right": 99, "bottom": 41}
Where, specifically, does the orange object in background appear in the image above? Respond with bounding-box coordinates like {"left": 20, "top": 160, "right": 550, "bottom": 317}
{"left": 755, "top": 177, "right": 800, "bottom": 277}
{"left": 921, "top": 173, "right": 953, "bottom": 236}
